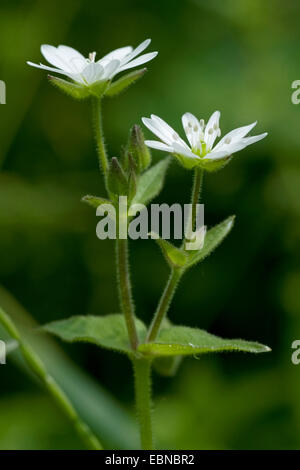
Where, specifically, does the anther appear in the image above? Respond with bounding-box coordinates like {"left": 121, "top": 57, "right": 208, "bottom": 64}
{"left": 193, "top": 125, "right": 198, "bottom": 132}
{"left": 225, "top": 137, "right": 231, "bottom": 144}
{"left": 208, "top": 128, "right": 213, "bottom": 135}
{"left": 89, "top": 52, "right": 96, "bottom": 62}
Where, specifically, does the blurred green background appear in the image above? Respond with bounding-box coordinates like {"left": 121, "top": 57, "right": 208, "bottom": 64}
{"left": 0, "top": 0, "right": 300, "bottom": 450}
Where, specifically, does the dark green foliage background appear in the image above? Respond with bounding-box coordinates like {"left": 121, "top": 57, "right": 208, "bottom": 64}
{"left": 0, "top": 0, "right": 300, "bottom": 449}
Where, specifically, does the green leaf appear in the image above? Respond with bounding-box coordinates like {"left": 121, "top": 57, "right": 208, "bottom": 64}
{"left": 150, "top": 233, "right": 188, "bottom": 268}
{"left": 186, "top": 215, "right": 235, "bottom": 267}
{"left": 43, "top": 314, "right": 147, "bottom": 356}
{"left": 105, "top": 68, "right": 147, "bottom": 97}
{"left": 138, "top": 325, "right": 271, "bottom": 357}
{"left": 131, "top": 158, "right": 170, "bottom": 207}
{"left": 81, "top": 194, "right": 112, "bottom": 209}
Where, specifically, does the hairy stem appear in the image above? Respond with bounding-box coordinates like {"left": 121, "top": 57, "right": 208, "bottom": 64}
{"left": 91, "top": 97, "right": 109, "bottom": 177}
{"left": 186, "top": 167, "right": 204, "bottom": 241}
{"left": 133, "top": 358, "right": 154, "bottom": 450}
{"left": 147, "top": 268, "right": 182, "bottom": 342}
{"left": 147, "top": 168, "right": 204, "bottom": 342}
{"left": 116, "top": 237, "right": 139, "bottom": 350}
{"left": 0, "top": 306, "right": 102, "bottom": 450}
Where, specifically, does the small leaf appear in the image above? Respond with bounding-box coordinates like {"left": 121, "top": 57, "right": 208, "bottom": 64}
{"left": 186, "top": 215, "right": 235, "bottom": 267}
{"left": 138, "top": 325, "right": 271, "bottom": 357}
{"left": 132, "top": 158, "right": 170, "bottom": 207}
{"left": 107, "top": 157, "right": 128, "bottom": 196}
{"left": 81, "top": 195, "right": 112, "bottom": 209}
{"left": 48, "top": 75, "right": 91, "bottom": 100}
{"left": 149, "top": 233, "right": 188, "bottom": 268}
{"left": 105, "top": 68, "right": 147, "bottom": 97}
{"left": 43, "top": 314, "right": 147, "bottom": 356}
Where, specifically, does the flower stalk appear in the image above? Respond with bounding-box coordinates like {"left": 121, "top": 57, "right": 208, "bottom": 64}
{"left": 91, "top": 97, "right": 109, "bottom": 177}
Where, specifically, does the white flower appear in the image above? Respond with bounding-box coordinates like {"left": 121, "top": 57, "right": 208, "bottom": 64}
{"left": 27, "top": 39, "right": 158, "bottom": 86}
{"left": 142, "top": 112, "right": 267, "bottom": 169}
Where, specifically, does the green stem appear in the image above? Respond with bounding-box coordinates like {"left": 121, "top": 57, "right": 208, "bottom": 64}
{"left": 189, "top": 167, "right": 204, "bottom": 237}
{"left": 147, "top": 268, "right": 182, "bottom": 342}
{"left": 116, "top": 237, "right": 139, "bottom": 350}
{"left": 0, "top": 306, "right": 102, "bottom": 450}
{"left": 147, "top": 168, "right": 204, "bottom": 343}
{"left": 91, "top": 97, "right": 109, "bottom": 177}
{"left": 133, "top": 358, "right": 154, "bottom": 450}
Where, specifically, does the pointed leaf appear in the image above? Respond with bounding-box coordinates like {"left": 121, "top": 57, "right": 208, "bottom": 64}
{"left": 81, "top": 194, "right": 112, "bottom": 209}
{"left": 131, "top": 158, "right": 170, "bottom": 207}
{"left": 138, "top": 325, "right": 271, "bottom": 357}
{"left": 105, "top": 68, "right": 147, "bottom": 97}
{"left": 43, "top": 314, "right": 147, "bottom": 356}
{"left": 150, "top": 232, "right": 188, "bottom": 268}
{"left": 186, "top": 215, "right": 235, "bottom": 267}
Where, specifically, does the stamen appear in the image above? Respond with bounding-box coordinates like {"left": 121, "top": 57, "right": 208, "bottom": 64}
{"left": 213, "top": 123, "right": 218, "bottom": 131}
{"left": 200, "top": 119, "right": 205, "bottom": 129}
{"left": 208, "top": 128, "right": 213, "bottom": 135}
{"left": 188, "top": 121, "right": 193, "bottom": 128}
{"left": 89, "top": 52, "right": 96, "bottom": 62}
{"left": 225, "top": 137, "right": 231, "bottom": 144}
{"left": 193, "top": 125, "right": 198, "bottom": 132}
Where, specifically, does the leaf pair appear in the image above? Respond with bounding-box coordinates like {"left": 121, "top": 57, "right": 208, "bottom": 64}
{"left": 43, "top": 314, "right": 270, "bottom": 360}
{"left": 151, "top": 215, "right": 235, "bottom": 271}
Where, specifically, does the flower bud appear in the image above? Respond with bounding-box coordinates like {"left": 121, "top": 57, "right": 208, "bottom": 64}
{"left": 107, "top": 157, "right": 128, "bottom": 196}
{"left": 128, "top": 125, "right": 151, "bottom": 172}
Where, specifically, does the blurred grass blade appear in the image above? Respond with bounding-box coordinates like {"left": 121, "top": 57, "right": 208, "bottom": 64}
{"left": 0, "top": 306, "right": 103, "bottom": 450}
{"left": 0, "top": 286, "right": 138, "bottom": 449}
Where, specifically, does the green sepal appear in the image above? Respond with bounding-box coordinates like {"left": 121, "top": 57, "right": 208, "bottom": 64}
{"left": 104, "top": 68, "right": 147, "bottom": 98}
{"left": 138, "top": 324, "right": 271, "bottom": 357}
{"left": 131, "top": 158, "right": 170, "bottom": 207}
{"left": 81, "top": 195, "right": 112, "bottom": 209}
{"left": 174, "top": 152, "right": 233, "bottom": 172}
{"left": 127, "top": 155, "right": 138, "bottom": 203}
{"left": 43, "top": 314, "right": 147, "bottom": 358}
{"left": 149, "top": 233, "right": 188, "bottom": 268}
{"left": 48, "top": 75, "right": 110, "bottom": 100}
{"left": 186, "top": 215, "right": 235, "bottom": 268}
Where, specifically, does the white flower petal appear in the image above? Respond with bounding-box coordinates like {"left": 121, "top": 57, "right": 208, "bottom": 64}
{"left": 142, "top": 117, "right": 174, "bottom": 145}
{"left": 151, "top": 115, "right": 189, "bottom": 149}
{"left": 214, "top": 121, "right": 257, "bottom": 151}
{"left": 98, "top": 46, "right": 133, "bottom": 67}
{"left": 118, "top": 52, "right": 158, "bottom": 72}
{"left": 204, "top": 110, "right": 220, "bottom": 150}
{"left": 182, "top": 112, "right": 202, "bottom": 148}
{"left": 102, "top": 59, "right": 120, "bottom": 79}
{"left": 144, "top": 140, "right": 174, "bottom": 152}
{"left": 56, "top": 45, "right": 86, "bottom": 72}
{"left": 81, "top": 63, "right": 104, "bottom": 84}
{"left": 172, "top": 142, "right": 199, "bottom": 160}
{"left": 27, "top": 61, "right": 76, "bottom": 79}
{"left": 41, "top": 45, "right": 77, "bottom": 73}
{"left": 120, "top": 39, "right": 151, "bottom": 65}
